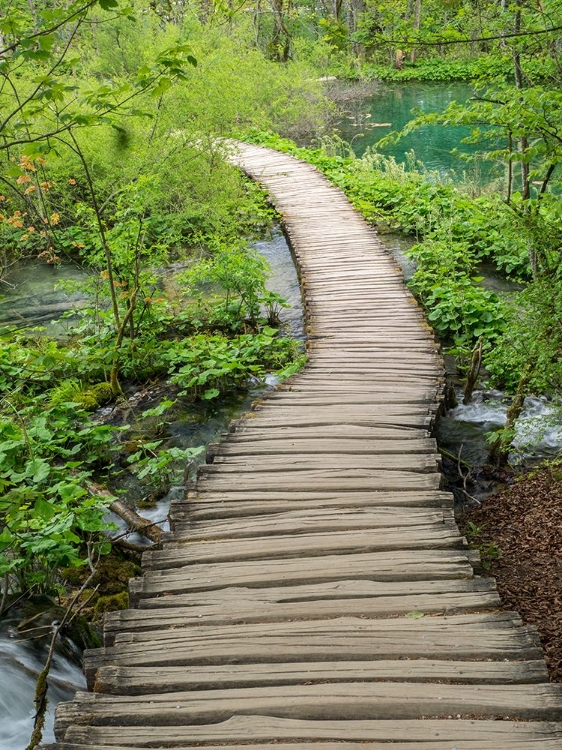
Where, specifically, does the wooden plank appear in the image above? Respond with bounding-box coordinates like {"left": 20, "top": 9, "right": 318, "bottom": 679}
{"left": 173, "top": 507, "right": 452, "bottom": 537}
{"left": 44, "top": 740, "right": 562, "bottom": 750}
{"left": 231, "top": 415, "right": 435, "bottom": 430}
{"left": 103, "top": 588, "right": 500, "bottom": 639}
{"left": 175, "top": 491, "right": 455, "bottom": 520}
{"left": 211, "top": 437, "right": 438, "bottom": 455}
{"left": 58, "top": 717, "right": 562, "bottom": 747}
{"left": 56, "top": 683, "right": 562, "bottom": 736}
{"left": 134, "top": 577, "right": 497, "bottom": 610}
{"left": 195, "top": 469, "right": 442, "bottom": 492}
{"left": 262, "top": 394, "right": 439, "bottom": 405}
{"left": 204, "top": 454, "right": 439, "bottom": 472}
{"left": 85, "top": 615, "right": 544, "bottom": 680}
{"left": 145, "top": 527, "right": 465, "bottom": 568}
{"left": 229, "top": 425, "right": 431, "bottom": 439}
{"left": 130, "top": 550, "right": 475, "bottom": 601}
{"left": 110, "top": 611, "right": 530, "bottom": 641}
{"left": 94, "top": 659, "right": 549, "bottom": 695}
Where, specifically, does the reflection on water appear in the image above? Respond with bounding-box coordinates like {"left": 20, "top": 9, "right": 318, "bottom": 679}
{"left": 0, "top": 260, "right": 90, "bottom": 330}
{"left": 335, "top": 82, "right": 502, "bottom": 182}
{"left": 254, "top": 228, "right": 305, "bottom": 340}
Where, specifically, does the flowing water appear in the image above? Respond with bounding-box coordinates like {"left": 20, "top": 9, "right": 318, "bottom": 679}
{"left": 0, "top": 616, "right": 86, "bottom": 749}
{"left": 436, "top": 390, "right": 562, "bottom": 469}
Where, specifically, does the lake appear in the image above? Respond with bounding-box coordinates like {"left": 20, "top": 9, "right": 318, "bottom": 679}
{"left": 333, "top": 81, "right": 503, "bottom": 183}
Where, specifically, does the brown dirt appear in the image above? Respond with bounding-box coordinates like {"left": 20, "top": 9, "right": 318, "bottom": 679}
{"left": 461, "top": 463, "right": 562, "bottom": 681}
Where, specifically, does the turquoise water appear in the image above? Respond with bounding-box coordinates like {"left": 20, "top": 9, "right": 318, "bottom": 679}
{"left": 335, "top": 82, "right": 503, "bottom": 181}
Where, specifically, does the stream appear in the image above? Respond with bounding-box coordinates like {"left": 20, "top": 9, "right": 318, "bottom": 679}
{"left": 0, "top": 82, "right": 560, "bottom": 749}
{"left": 0, "top": 616, "right": 86, "bottom": 749}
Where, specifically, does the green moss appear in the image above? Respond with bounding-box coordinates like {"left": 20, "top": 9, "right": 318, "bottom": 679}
{"left": 93, "top": 592, "right": 129, "bottom": 617}
{"left": 67, "top": 614, "right": 103, "bottom": 649}
{"left": 87, "top": 382, "right": 113, "bottom": 405}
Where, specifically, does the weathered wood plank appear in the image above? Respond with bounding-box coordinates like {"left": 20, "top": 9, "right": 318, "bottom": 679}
{"left": 210, "top": 437, "right": 438, "bottom": 455}
{"left": 102, "top": 590, "right": 499, "bottom": 642}
{"left": 130, "top": 551, "right": 475, "bottom": 601}
{"left": 134, "top": 577, "right": 497, "bottom": 610}
{"left": 196, "top": 469, "right": 442, "bottom": 492}
{"left": 205, "top": 454, "right": 439, "bottom": 472}
{"left": 56, "top": 683, "right": 562, "bottom": 735}
{"left": 228, "top": 424, "right": 432, "bottom": 439}
{"left": 57, "top": 717, "right": 562, "bottom": 747}
{"left": 180, "top": 488, "right": 454, "bottom": 511}
{"left": 94, "top": 659, "right": 549, "bottom": 695}
{"left": 44, "top": 740, "right": 562, "bottom": 750}
{"left": 173, "top": 507, "right": 452, "bottom": 537}
{"left": 145, "top": 527, "right": 465, "bottom": 567}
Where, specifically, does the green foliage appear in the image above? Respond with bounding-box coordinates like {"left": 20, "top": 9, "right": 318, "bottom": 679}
{"left": 361, "top": 58, "right": 514, "bottom": 83}
{"left": 462, "top": 520, "right": 500, "bottom": 569}
{"left": 407, "top": 239, "right": 504, "bottom": 345}
{"left": 127, "top": 442, "right": 204, "bottom": 494}
{"left": 0, "top": 399, "right": 119, "bottom": 594}
{"left": 178, "top": 241, "right": 275, "bottom": 331}
{"left": 164, "top": 330, "right": 300, "bottom": 400}
{"left": 485, "top": 280, "right": 562, "bottom": 393}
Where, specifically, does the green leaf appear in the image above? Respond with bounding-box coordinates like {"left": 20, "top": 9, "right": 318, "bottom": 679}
{"left": 26, "top": 459, "right": 51, "bottom": 484}
{"left": 98, "top": 0, "right": 119, "bottom": 9}
{"left": 405, "top": 611, "right": 425, "bottom": 619}
{"left": 34, "top": 498, "right": 55, "bottom": 521}
{"left": 202, "top": 388, "right": 220, "bottom": 400}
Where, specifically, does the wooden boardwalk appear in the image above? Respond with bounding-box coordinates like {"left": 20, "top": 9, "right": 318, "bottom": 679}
{"left": 46, "top": 144, "right": 562, "bottom": 749}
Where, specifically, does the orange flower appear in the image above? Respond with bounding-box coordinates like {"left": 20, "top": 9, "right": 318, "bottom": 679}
{"left": 16, "top": 175, "right": 32, "bottom": 184}
{"left": 100, "top": 270, "right": 109, "bottom": 279}
{"left": 24, "top": 185, "right": 37, "bottom": 195}
{"left": 68, "top": 178, "right": 76, "bottom": 185}
{"left": 0, "top": 196, "right": 5, "bottom": 201}
{"left": 27, "top": 226, "right": 35, "bottom": 233}
{"left": 39, "top": 181, "right": 52, "bottom": 191}
{"left": 19, "top": 156, "right": 37, "bottom": 172}
{"left": 50, "top": 212, "right": 60, "bottom": 226}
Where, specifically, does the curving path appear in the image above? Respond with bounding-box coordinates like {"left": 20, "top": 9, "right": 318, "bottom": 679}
{"left": 45, "top": 144, "right": 562, "bottom": 750}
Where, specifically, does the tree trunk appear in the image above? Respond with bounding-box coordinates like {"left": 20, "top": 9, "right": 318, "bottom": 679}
{"left": 410, "top": 0, "right": 422, "bottom": 63}
{"left": 463, "top": 338, "right": 483, "bottom": 405}
{"left": 87, "top": 482, "right": 164, "bottom": 546}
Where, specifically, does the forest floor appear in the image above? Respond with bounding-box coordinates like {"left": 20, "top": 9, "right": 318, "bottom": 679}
{"left": 460, "top": 462, "right": 562, "bottom": 681}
